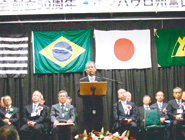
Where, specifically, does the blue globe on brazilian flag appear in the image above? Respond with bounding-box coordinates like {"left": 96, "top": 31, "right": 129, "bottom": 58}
{"left": 33, "top": 29, "right": 91, "bottom": 73}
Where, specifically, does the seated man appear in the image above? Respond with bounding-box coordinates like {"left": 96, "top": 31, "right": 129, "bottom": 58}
{"left": 167, "top": 87, "right": 185, "bottom": 140}
{"left": 50, "top": 90, "right": 75, "bottom": 140}
{"left": 113, "top": 88, "right": 138, "bottom": 139}
{"left": 137, "top": 95, "right": 152, "bottom": 140}
{"left": 151, "top": 91, "right": 171, "bottom": 140}
{"left": 0, "top": 95, "right": 19, "bottom": 129}
{"left": 126, "top": 91, "right": 132, "bottom": 102}
{"left": 20, "top": 90, "right": 47, "bottom": 140}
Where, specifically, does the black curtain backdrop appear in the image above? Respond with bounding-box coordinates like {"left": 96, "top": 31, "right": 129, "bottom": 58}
{"left": 0, "top": 17, "right": 185, "bottom": 132}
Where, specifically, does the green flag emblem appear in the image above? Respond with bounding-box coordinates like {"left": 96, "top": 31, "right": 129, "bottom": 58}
{"left": 171, "top": 37, "right": 185, "bottom": 57}
{"left": 155, "top": 28, "right": 185, "bottom": 67}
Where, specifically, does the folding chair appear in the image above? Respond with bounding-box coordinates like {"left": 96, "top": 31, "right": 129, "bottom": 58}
{"left": 144, "top": 109, "right": 166, "bottom": 140}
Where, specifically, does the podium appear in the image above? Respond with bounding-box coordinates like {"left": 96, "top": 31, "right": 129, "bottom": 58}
{"left": 80, "top": 81, "right": 107, "bottom": 131}
{"left": 56, "top": 123, "right": 74, "bottom": 126}
{"left": 80, "top": 82, "right": 107, "bottom": 96}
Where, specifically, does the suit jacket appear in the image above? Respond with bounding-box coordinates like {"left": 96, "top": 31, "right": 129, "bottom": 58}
{"left": 151, "top": 102, "right": 169, "bottom": 119}
{"left": 23, "top": 104, "right": 47, "bottom": 124}
{"left": 167, "top": 99, "right": 185, "bottom": 120}
{"left": 50, "top": 103, "right": 75, "bottom": 123}
{"left": 78, "top": 75, "right": 105, "bottom": 96}
{"left": 113, "top": 101, "right": 137, "bottom": 129}
{"left": 0, "top": 106, "right": 19, "bottom": 127}
{"left": 79, "top": 75, "right": 105, "bottom": 113}
{"left": 80, "top": 75, "right": 105, "bottom": 82}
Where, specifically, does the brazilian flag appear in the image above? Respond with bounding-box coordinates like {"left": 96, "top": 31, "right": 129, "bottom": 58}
{"left": 33, "top": 29, "right": 91, "bottom": 73}
{"left": 155, "top": 28, "right": 185, "bottom": 67}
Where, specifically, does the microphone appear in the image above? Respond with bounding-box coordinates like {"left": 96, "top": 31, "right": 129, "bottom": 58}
{"left": 97, "top": 75, "right": 123, "bottom": 85}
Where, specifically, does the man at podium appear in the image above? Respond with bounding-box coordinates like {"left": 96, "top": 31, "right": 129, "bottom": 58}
{"left": 79, "top": 61, "right": 106, "bottom": 132}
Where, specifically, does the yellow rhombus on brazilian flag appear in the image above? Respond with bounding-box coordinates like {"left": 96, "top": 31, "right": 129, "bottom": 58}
{"left": 33, "top": 29, "right": 91, "bottom": 73}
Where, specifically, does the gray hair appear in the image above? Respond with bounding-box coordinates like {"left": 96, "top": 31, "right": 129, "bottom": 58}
{"left": 58, "top": 90, "right": 68, "bottom": 97}
{"left": 32, "top": 90, "right": 42, "bottom": 98}
{"left": 85, "top": 61, "right": 96, "bottom": 68}
{"left": 173, "top": 87, "right": 182, "bottom": 92}
{"left": 117, "top": 88, "right": 126, "bottom": 94}
{"left": 40, "top": 94, "right": 44, "bottom": 100}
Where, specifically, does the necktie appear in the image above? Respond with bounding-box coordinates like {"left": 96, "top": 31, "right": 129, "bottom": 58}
{"left": 90, "top": 77, "right": 94, "bottom": 82}
{"left": 178, "top": 100, "right": 182, "bottom": 109}
{"left": 32, "top": 104, "right": 36, "bottom": 113}
{"left": 6, "top": 106, "right": 9, "bottom": 113}
{"left": 123, "top": 102, "right": 127, "bottom": 114}
{"left": 146, "top": 106, "right": 149, "bottom": 110}
{"left": 61, "top": 104, "right": 65, "bottom": 117}
{"left": 159, "top": 103, "right": 162, "bottom": 111}
{"left": 61, "top": 104, "right": 64, "bottom": 113}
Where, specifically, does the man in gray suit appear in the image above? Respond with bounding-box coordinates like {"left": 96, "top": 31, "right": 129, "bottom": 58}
{"left": 50, "top": 90, "right": 75, "bottom": 140}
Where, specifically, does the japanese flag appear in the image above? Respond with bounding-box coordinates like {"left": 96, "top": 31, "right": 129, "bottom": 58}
{"left": 94, "top": 29, "right": 152, "bottom": 69}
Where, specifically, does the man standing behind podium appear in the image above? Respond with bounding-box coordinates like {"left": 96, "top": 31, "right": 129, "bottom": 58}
{"left": 79, "top": 61, "right": 105, "bottom": 132}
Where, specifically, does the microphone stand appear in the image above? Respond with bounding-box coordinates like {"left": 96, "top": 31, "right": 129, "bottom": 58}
{"left": 99, "top": 76, "right": 123, "bottom": 85}
{"left": 98, "top": 75, "right": 123, "bottom": 131}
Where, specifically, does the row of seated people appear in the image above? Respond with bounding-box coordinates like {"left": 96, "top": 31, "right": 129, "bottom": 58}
{"left": 1, "top": 87, "right": 185, "bottom": 140}
{"left": 0, "top": 90, "right": 76, "bottom": 140}
{"left": 113, "top": 87, "right": 185, "bottom": 140}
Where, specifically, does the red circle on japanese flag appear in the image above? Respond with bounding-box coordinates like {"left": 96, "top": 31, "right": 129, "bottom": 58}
{"left": 114, "top": 38, "right": 135, "bottom": 61}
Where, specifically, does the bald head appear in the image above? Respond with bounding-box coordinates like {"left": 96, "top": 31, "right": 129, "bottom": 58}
{"left": 118, "top": 89, "right": 127, "bottom": 101}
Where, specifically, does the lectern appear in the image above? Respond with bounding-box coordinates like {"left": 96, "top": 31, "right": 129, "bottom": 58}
{"left": 80, "top": 82, "right": 107, "bottom": 96}
{"left": 80, "top": 81, "right": 107, "bottom": 132}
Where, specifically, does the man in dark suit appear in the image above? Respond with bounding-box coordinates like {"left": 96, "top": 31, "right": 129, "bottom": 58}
{"left": 0, "top": 95, "right": 19, "bottom": 129}
{"left": 126, "top": 91, "right": 132, "bottom": 102}
{"left": 50, "top": 90, "right": 75, "bottom": 140}
{"left": 80, "top": 61, "right": 105, "bottom": 132}
{"left": 151, "top": 91, "right": 171, "bottom": 140}
{"left": 20, "top": 90, "right": 47, "bottom": 140}
{"left": 167, "top": 87, "right": 185, "bottom": 140}
{"left": 79, "top": 61, "right": 106, "bottom": 132}
{"left": 113, "top": 88, "right": 138, "bottom": 139}
{"left": 137, "top": 95, "right": 152, "bottom": 140}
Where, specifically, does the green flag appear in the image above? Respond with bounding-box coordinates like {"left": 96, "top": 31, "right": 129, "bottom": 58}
{"left": 155, "top": 28, "right": 185, "bottom": 67}
{"left": 33, "top": 29, "right": 91, "bottom": 73}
